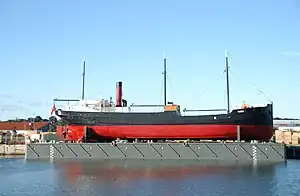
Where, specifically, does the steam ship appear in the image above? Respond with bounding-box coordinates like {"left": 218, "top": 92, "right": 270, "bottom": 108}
{"left": 54, "top": 54, "right": 274, "bottom": 142}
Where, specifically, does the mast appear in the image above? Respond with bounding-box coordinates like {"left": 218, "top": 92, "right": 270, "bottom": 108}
{"left": 82, "top": 57, "right": 86, "bottom": 100}
{"left": 163, "top": 53, "right": 167, "bottom": 106}
{"left": 225, "top": 51, "right": 230, "bottom": 114}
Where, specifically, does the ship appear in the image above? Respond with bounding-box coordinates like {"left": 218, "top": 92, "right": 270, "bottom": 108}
{"left": 54, "top": 53, "right": 274, "bottom": 142}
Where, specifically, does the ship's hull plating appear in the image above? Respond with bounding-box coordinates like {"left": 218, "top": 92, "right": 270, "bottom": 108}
{"left": 65, "top": 124, "right": 273, "bottom": 141}
{"left": 56, "top": 104, "right": 274, "bottom": 141}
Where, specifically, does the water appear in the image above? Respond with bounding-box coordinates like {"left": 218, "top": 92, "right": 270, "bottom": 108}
{"left": 0, "top": 158, "right": 299, "bottom": 196}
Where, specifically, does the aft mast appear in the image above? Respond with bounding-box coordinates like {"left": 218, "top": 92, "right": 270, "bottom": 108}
{"left": 82, "top": 57, "right": 86, "bottom": 100}
{"left": 225, "top": 51, "right": 230, "bottom": 114}
{"left": 163, "top": 53, "right": 167, "bottom": 106}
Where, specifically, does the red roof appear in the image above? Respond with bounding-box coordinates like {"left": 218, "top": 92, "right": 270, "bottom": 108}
{"left": 0, "top": 121, "right": 48, "bottom": 130}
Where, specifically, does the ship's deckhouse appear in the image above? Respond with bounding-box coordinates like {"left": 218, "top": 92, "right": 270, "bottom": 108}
{"left": 164, "top": 104, "right": 181, "bottom": 115}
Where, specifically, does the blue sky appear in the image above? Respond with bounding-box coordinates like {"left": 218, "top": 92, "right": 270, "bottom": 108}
{"left": 0, "top": 0, "right": 299, "bottom": 120}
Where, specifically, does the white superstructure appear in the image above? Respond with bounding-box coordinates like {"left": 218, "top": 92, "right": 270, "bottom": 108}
{"left": 57, "top": 99, "right": 132, "bottom": 113}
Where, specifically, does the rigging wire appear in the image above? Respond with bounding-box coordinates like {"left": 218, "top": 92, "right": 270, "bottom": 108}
{"left": 166, "top": 74, "right": 176, "bottom": 103}
{"left": 223, "top": 74, "right": 241, "bottom": 110}
{"left": 228, "top": 69, "right": 273, "bottom": 103}
{"left": 223, "top": 87, "right": 228, "bottom": 112}
{"left": 158, "top": 74, "right": 164, "bottom": 110}
{"left": 197, "top": 69, "right": 226, "bottom": 98}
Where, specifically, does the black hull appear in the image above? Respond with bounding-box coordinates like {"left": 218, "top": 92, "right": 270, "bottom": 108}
{"left": 56, "top": 104, "right": 273, "bottom": 127}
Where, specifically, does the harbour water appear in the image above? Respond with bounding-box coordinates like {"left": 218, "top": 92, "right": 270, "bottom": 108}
{"left": 0, "top": 158, "right": 299, "bottom": 196}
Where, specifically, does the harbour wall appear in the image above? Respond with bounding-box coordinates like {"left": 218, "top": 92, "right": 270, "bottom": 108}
{"left": 0, "top": 144, "right": 26, "bottom": 155}
{"left": 25, "top": 142, "right": 287, "bottom": 162}
{"left": 286, "top": 145, "right": 300, "bottom": 159}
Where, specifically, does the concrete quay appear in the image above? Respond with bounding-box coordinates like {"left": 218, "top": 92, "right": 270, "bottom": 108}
{"left": 0, "top": 144, "right": 25, "bottom": 156}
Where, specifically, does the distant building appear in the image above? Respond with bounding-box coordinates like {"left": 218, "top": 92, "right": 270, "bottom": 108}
{"left": 0, "top": 121, "right": 49, "bottom": 131}
{"left": 273, "top": 119, "right": 300, "bottom": 131}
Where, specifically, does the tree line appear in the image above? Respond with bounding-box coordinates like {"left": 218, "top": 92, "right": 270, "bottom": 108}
{"left": 2, "top": 116, "right": 65, "bottom": 126}
{"left": 2, "top": 116, "right": 47, "bottom": 123}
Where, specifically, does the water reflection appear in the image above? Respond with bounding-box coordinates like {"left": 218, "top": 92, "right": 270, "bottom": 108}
{"left": 57, "top": 160, "right": 238, "bottom": 183}
{"left": 2, "top": 158, "right": 299, "bottom": 196}
{"left": 51, "top": 160, "right": 284, "bottom": 196}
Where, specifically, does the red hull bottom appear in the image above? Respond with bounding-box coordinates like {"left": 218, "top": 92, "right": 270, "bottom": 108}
{"left": 59, "top": 124, "right": 274, "bottom": 142}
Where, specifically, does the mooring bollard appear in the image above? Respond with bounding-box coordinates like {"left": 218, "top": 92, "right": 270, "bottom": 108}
{"left": 237, "top": 125, "right": 241, "bottom": 142}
